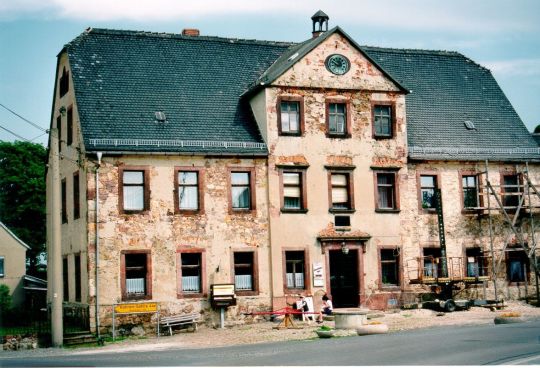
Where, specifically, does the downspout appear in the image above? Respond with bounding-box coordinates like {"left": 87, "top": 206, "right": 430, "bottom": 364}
{"left": 95, "top": 152, "right": 102, "bottom": 338}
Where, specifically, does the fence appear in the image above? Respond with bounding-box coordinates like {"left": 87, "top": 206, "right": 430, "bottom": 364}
{"left": 63, "top": 302, "right": 90, "bottom": 333}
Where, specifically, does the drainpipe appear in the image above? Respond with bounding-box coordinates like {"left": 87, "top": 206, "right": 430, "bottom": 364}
{"left": 95, "top": 152, "right": 102, "bottom": 339}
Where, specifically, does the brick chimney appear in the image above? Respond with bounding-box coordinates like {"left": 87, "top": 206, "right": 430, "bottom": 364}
{"left": 182, "top": 28, "right": 200, "bottom": 36}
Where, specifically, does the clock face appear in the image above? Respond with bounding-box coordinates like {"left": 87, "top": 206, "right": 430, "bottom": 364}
{"left": 326, "top": 54, "right": 350, "bottom": 75}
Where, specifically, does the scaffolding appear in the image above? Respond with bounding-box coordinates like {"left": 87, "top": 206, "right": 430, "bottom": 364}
{"left": 406, "top": 160, "right": 540, "bottom": 304}
{"left": 479, "top": 160, "right": 540, "bottom": 302}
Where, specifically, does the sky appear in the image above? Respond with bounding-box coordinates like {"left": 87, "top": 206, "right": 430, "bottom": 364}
{"left": 1, "top": 0, "right": 540, "bottom": 146}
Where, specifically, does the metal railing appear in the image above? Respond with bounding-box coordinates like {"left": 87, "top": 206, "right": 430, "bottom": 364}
{"left": 407, "top": 256, "right": 491, "bottom": 283}
{"left": 88, "top": 138, "right": 267, "bottom": 150}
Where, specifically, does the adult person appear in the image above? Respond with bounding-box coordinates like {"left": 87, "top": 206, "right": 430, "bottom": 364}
{"left": 317, "top": 294, "right": 333, "bottom": 323}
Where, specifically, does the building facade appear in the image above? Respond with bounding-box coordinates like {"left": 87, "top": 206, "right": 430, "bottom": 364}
{"left": 0, "top": 221, "right": 31, "bottom": 308}
{"left": 46, "top": 13, "right": 540, "bottom": 333}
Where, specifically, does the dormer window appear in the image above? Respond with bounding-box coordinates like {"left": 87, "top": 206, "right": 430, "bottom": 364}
{"left": 155, "top": 111, "right": 167, "bottom": 123}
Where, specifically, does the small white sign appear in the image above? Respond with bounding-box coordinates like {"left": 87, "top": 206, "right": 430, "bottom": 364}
{"left": 313, "top": 262, "right": 324, "bottom": 287}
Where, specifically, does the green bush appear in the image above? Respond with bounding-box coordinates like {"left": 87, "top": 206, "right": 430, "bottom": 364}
{"left": 0, "top": 285, "right": 12, "bottom": 314}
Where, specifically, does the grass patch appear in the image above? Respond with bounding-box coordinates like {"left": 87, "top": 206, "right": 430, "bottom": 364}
{"left": 316, "top": 325, "right": 333, "bottom": 331}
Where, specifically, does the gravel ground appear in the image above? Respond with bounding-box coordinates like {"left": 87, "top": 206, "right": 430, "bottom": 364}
{"left": 2, "top": 300, "right": 540, "bottom": 358}
{"left": 84, "top": 300, "right": 540, "bottom": 351}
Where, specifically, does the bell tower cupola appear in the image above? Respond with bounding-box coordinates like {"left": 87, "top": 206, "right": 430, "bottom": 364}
{"left": 311, "top": 10, "right": 329, "bottom": 38}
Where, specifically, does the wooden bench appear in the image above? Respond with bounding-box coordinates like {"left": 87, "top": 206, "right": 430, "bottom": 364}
{"left": 159, "top": 313, "right": 201, "bottom": 336}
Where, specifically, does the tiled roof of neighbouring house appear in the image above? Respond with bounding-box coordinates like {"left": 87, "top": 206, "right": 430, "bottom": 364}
{"left": 363, "top": 46, "right": 540, "bottom": 161}
{"left": 64, "top": 28, "right": 539, "bottom": 161}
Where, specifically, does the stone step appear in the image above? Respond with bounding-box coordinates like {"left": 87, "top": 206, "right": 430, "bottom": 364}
{"left": 63, "top": 334, "right": 97, "bottom": 346}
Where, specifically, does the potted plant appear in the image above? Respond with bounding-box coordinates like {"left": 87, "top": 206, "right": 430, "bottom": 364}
{"left": 356, "top": 321, "right": 389, "bottom": 336}
{"left": 315, "top": 325, "right": 335, "bottom": 338}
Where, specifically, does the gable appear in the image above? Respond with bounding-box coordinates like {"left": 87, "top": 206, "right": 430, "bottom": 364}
{"left": 274, "top": 32, "right": 401, "bottom": 92}
{"left": 0, "top": 222, "right": 30, "bottom": 251}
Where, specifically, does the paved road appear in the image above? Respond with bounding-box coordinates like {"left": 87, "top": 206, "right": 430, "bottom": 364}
{"left": 3, "top": 321, "right": 540, "bottom": 366}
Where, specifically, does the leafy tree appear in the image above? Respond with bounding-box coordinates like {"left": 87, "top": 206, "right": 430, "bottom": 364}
{"left": 0, "top": 141, "right": 46, "bottom": 277}
{"left": 534, "top": 125, "right": 540, "bottom": 134}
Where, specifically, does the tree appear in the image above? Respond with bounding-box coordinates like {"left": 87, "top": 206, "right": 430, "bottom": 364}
{"left": 534, "top": 125, "right": 540, "bottom": 134}
{"left": 0, "top": 141, "right": 46, "bottom": 277}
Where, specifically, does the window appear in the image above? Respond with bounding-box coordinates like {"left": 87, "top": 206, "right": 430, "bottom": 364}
{"left": 234, "top": 252, "right": 255, "bottom": 292}
{"left": 56, "top": 116, "right": 62, "bottom": 152}
{"left": 420, "top": 175, "right": 437, "bottom": 210}
{"left": 373, "top": 104, "right": 393, "bottom": 138}
{"left": 327, "top": 102, "right": 347, "bottom": 136}
{"left": 285, "top": 251, "right": 305, "bottom": 289}
{"left": 73, "top": 171, "right": 80, "bottom": 220}
{"left": 61, "top": 179, "right": 67, "bottom": 223}
{"left": 180, "top": 253, "right": 202, "bottom": 293}
{"left": 466, "top": 248, "right": 486, "bottom": 277}
{"left": 462, "top": 175, "right": 479, "bottom": 209}
{"left": 380, "top": 249, "right": 399, "bottom": 287}
{"left": 175, "top": 168, "right": 203, "bottom": 213}
{"left": 63, "top": 257, "right": 69, "bottom": 301}
{"left": 59, "top": 67, "right": 69, "bottom": 97}
{"left": 375, "top": 172, "right": 398, "bottom": 210}
{"left": 67, "top": 107, "right": 73, "bottom": 146}
{"left": 75, "top": 254, "right": 81, "bottom": 302}
{"left": 122, "top": 251, "right": 151, "bottom": 300}
{"left": 502, "top": 174, "right": 521, "bottom": 208}
{"left": 423, "top": 248, "right": 442, "bottom": 278}
{"left": 329, "top": 172, "right": 353, "bottom": 211}
{"left": 119, "top": 168, "right": 149, "bottom": 213}
{"left": 506, "top": 249, "right": 528, "bottom": 283}
{"left": 230, "top": 169, "right": 255, "bottom": 212}
{"left": 278, "top": 97, "right": 303, "bottom": 135}
{"left": 280, "top": 169, "right": 307, "bottom": 212}
{"left": 0, "top": 256, "right": 4, "bottom": 277}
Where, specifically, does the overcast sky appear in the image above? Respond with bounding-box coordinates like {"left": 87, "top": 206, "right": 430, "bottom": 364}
{"left": 1, "top": 0, "right": 539, "bottom": 145}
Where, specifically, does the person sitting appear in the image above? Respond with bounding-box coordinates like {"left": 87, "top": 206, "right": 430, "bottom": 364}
{"left": 317, "top": 294, "right": 333, "bottom": 323}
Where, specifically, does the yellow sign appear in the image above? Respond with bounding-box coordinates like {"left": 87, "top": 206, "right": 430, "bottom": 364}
{"left": 115, "top": 302, "right": 158, "bottom": 314}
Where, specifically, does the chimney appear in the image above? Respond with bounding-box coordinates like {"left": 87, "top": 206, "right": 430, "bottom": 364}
{"left": 182, "top": 28, "right": 200, "bottom": 36}
{"left": 311, "top": 10, "right": 329, "bottom": 38}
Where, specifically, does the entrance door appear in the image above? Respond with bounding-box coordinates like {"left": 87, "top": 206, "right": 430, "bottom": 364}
{"left": 329, "top": 249, "right": 359, "bottom": 308}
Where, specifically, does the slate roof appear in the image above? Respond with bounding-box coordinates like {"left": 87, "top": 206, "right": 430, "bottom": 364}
{"left": 64, "top": 27, "right": 539, "bottom": 161}
{"left": 65, "top": 28, "right": 292, "bottom": 154}
{"left": 532, "top": 133, "right": 540, "bottom": 147}
{"left": 362, "top": 47, "right": 540, "bottom": 161}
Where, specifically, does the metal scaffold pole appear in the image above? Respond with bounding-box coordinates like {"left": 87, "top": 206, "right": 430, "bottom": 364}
{"left": 525, "top": 162, "right": 540, "bottom": 305}
{"left": 484, "top": 160, "right": 499, "bottom": 302}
